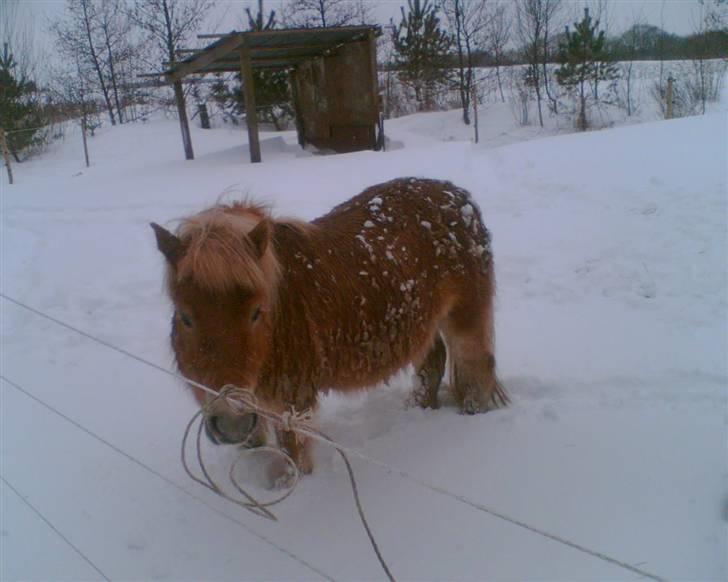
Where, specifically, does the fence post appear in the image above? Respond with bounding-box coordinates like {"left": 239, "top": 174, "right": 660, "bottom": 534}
{"left": 472, "top": 83, "right": 479, "bottom": 144}
{"left": 81, "top": 116, "right": 90, "bottom": 168}
{"left": 0, "top": 128, "right": 13, "bottom": 185}
{"left": 666, "top": 76, "right": 674, "bottom": 120}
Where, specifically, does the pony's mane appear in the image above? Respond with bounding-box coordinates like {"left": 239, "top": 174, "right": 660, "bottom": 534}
{"left": 174, "top": 202, "right": 280, "bottom": 294}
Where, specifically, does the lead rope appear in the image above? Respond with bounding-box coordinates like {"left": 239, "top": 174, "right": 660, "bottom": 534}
{"left": 182, "top": 386, "right": 396, "bottom": 582}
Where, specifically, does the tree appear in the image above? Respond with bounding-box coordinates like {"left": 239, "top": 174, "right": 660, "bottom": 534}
{"left": 130, "top": 0, "right": 215, "bottom": 160}
{"left": 392, "top": 0, "right": 452, "bottom": 112}
{"left": 617, "top": 12, "right": 647, "bottom": 117}
{"left": 282, "top": 0, "right": 371, "bottom": 28}
{"left": 515, "top": 0, "right": 547, "bottom": 127}
{"left": 0, "top": 43, "right": 44, "bottom": 162}
{"left": 484, "top": 2, "right": 511, "bottom": 103}
{"left": 555, "top": 7, "right": 618, "bottom": 131}
{"left": 539, "top": 0, "right": 562, "bottom": 114}
{"left": 97, "top": 0, "right": 136, "bottom": 124}
{"left": 687, "top": 0, "right": 728, "bottom": 115}
{"left": 239, "top": 1, "right": 292, "bottom": 130}
{"left": 52, "top": 0, "right": 118, "bottom": 125}
{"left": 441, "top": 0, "right": 488, "bottom": 125}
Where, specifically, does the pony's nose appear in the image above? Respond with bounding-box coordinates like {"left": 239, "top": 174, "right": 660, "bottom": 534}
{"left": 205, "top": 412, "right": 258, "bottom": 446}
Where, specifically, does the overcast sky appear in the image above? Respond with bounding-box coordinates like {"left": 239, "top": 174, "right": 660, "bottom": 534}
{"left": 6, "top": 0, "right": 714, "bottom": 79}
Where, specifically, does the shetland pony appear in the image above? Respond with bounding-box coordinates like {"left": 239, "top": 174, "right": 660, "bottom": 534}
{"left": 152, "top": 178, "right": 506, "bottom": 475}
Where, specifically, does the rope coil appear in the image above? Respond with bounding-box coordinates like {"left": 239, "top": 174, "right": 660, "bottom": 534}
{"left": 183, "top": 384, "right": 396, "bottom": 581}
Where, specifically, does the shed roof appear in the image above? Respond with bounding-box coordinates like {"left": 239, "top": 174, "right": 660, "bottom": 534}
{"left": 163, "top": 25, "right": 379, "bottom": 82}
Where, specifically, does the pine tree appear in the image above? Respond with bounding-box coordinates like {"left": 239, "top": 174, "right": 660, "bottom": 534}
{"left": 0, "top": 43, "right": 44, "bottom": 162}
{"left": 555, "top": 7, "right": 618, "bottom": 131}
{"left": 209, "top": 1, "right": 292, "bottom": 130}
{"left": 392, "top": 0, "right": 452, "bottom": 111}
{"left": 241, "top": 0, "right": 292, "bottom": 130}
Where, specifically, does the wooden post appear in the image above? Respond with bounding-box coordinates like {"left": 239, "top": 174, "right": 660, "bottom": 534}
{"left": 198, "top": 103, "right": 211, "bottom": 129}
{"left": 666, "top": 76, "right": 674, "bottom": 120}
{"left": 472, "top": 83, "right": 479, "bottom": 144}
{"left": 81, "top": 116, "right": 90, "bottom": 168}
{"left": 0, "top": 128, "right": 13, "bottom": 185}
{"left": 367, "top": 29, "right": 381, "bottom": 152}
{"left": 240, "top": 41, "right": 261, "bottom": 163}
{"left": 173, "top": 80, "right": 194, "bottom": 160}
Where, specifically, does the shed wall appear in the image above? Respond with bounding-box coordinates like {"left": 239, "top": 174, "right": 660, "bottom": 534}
{"left": 293, "top": 39, "right": 378, "bottom": 153}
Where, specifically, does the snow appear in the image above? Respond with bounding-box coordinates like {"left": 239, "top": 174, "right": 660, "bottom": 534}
{"left": 1, "top": 97, "right": 726, "bottom": 581}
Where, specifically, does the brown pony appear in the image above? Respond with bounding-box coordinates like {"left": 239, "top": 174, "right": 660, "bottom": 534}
{"left": 152, "top": 178, "right": 506, "bottom": 475}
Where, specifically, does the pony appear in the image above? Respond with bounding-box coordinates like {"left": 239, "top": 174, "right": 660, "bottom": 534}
{"left": 151, "top": 178, "right": 507, "bottom": 476}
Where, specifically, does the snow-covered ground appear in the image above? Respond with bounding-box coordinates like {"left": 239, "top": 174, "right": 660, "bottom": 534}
{"left": 1, "top": 99, "right": 726, "bottom": 581}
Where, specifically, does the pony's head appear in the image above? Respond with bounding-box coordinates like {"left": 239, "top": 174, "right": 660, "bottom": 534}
{"left": 151, "top": 205, "right": 280, "bottom": 446}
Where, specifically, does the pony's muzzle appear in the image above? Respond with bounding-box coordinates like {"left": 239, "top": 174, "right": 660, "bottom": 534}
{"left": 205, "top": 412, "right": 260, "bottom": 447}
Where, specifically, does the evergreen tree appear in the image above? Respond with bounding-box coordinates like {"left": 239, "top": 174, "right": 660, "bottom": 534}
{"left": 0, "top": 43, "right": 44, "bottom": 162}
{"left": 555, "top": 7, "right": 618, "bottom": 131}
{"left": 239, "top": 0, "right": 292, "bottom": 130}
{"left": 392, "top": 0, "right": 452, "bottom": 111}
{"left": 210, "top": 1, "right": 293, "bottom": 130}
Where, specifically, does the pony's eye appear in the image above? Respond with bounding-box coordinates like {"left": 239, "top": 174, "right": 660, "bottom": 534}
{"left": 251, "top": 306, "right": 261, "bottom": 322}
{"left": 179, "top": 311, "right": 193, "bottom": 328}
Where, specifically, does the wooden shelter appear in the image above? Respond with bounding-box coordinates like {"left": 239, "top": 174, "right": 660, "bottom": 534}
{"left": 162, "top": 26, "right": 381, "bottom": 163}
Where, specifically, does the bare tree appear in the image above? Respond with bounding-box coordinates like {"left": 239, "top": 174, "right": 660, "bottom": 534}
{"left": 282, "top": 0, "right": 372, "bottom": 28}
{"left": 130, "top": 0, "right": 215, "bottom": 160}
{"left": 485, "top": 2, "right": 511, "bottom": 103}
{"left": 97, "top": 0, "right": 136, "bottom": 123}
{"left": 689, "top": 0, "right": 727, "bottom": 115}
{"left": 539, "top": 0, "right": 562, "bottom": 114}
{"left": 51, "top": 0, "right": 118, "bottom": 125}
{"left": 619, "top": 10, "right": 646, "bottom": 117}
{"left": 515, "top": 0, "right": 547, "bottom": 127}
{"left": 441, "top": 0, "right": 488, "bottom": 125}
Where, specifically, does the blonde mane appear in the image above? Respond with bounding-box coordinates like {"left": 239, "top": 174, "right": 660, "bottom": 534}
{"left": 173, "top": 203, "right": 280, "bottom": 294}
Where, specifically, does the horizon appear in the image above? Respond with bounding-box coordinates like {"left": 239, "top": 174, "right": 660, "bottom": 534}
{"left": 5, "top": 0, "right": 717, "bottom": 82}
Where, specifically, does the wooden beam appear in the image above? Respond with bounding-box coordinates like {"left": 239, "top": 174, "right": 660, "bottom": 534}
{"left": 165, "top": 33, "right": 243, "bottom": 83}
{"left": 367, "top": 30, "right": 380, "bottom": 126}
{"left": 250, "top": 43, "right": 332, "bottom": 53}
{"left": 173, "top": 80, "right": 194, "bottom": 160}
{"left": 174, "top": 55, "right": 311, "bottom": 69}
{"left": 240, "top": 43, "right": 261, "bottom": 164}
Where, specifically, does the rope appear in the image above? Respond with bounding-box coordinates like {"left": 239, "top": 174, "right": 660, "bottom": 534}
{"left": 1, "top": 293, "right": 667, "bottom": 582}
{"left": 1, "top": 293, "right": 394, "bottom": 580}
{"left": 0, "top": 374, "right": 333, "bottom": 581}
{"left": 184, "top": 385, "right": 396, "bottom": 582}
{"left": 1, "top": 474, "right": 111, "bottom": 581}
{"left": 180, "top": 388, "right": 300, "bottom": 521}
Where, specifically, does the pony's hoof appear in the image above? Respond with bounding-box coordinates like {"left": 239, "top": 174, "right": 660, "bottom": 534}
{"left": 265, "top": 455, "right": 297, "bottom": 490}
{"left": 461, "top": 397, "right": 484, "bottom": 415}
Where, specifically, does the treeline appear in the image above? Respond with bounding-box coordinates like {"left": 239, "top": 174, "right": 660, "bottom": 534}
{"left": 607, "top": 25, "right": 728, "bottom": 62}
{"left": 384, "top": 24, "right": 728, "bottom": 71}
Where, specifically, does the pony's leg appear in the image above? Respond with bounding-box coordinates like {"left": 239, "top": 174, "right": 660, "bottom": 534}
{"left": 411, "top": 333, "right": 447, "bottom": 409}
{"left": 277, "top": 429, "right": 314, "bottom": 474}
{"left": 265, "top": 430, "right": 313, "bottom": 489}
{"left": 444, "top": 294, "right": 508, "bottom": 414}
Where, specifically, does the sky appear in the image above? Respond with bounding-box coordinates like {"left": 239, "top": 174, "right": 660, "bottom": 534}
{"left": 4, "top": 0, "right": 715, "bottom": 81}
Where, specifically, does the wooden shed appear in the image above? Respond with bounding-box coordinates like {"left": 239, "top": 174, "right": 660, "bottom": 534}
{"left": 162, "top": 26, "right": 381, "bottom": 163}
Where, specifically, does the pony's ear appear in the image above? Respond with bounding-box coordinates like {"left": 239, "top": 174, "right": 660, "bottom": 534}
{"left": 151, "top": 222, "right": 183, "bottom": 266}
{"left": 247, "top": 219, "right": 272, "bottom": 258}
